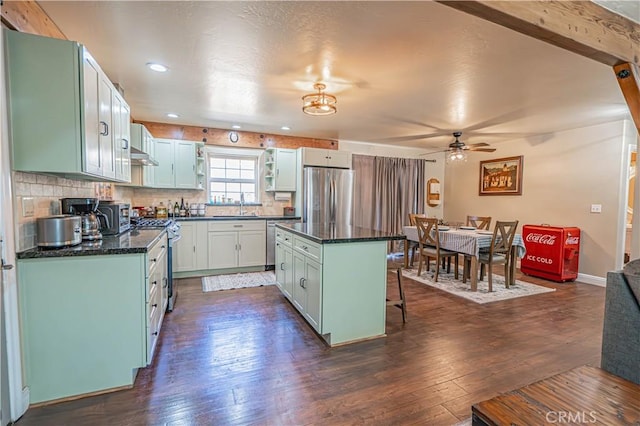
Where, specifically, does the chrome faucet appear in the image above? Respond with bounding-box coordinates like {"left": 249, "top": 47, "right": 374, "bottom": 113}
{"left": 239, "top": 193, "right": 246, "bottom": 216}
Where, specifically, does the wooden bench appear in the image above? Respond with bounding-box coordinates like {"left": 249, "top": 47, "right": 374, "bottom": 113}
{"left": 472, "top": 365, "right": 640, "bottom": 425}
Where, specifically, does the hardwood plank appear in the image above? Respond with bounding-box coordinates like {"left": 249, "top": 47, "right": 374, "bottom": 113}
{"left": 16, "top": 270, "right": 606, "bottom": 424}
{"left": 614, "top": 63, "right": 640, "bottom": 134}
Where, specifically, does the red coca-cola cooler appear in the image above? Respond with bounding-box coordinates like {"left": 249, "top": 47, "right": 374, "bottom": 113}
{"left": 521, "top": 225, "right": 580, "bottom": 282}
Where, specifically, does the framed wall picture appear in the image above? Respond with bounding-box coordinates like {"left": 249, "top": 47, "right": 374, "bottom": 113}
{"left": 479, "top": 156, "right": 523, "bottom": 196}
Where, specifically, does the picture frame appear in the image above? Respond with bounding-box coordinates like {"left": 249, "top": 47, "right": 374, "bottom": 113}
{"left": 479, "top": 155, "right": 523, "bottom": 196}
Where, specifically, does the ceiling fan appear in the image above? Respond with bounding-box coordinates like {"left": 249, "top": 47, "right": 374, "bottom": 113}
{"left": 421, "top": 131, "right": 496, "bottom": 157}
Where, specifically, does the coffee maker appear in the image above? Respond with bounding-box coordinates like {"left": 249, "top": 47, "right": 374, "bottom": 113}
{"left": 60, "top": 198, "right": 109, "bottom": 241}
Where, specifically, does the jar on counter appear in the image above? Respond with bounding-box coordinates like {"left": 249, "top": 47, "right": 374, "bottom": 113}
{"left": 156, "top": 202, "right": 168, "bottom": 219}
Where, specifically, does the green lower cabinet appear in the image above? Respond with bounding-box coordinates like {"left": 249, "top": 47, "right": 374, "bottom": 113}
{"left": 281, "top": 232, "right": 388, "bottom": 346}
{"left": 18, "top": 254, "right": 148, "bottom": 404}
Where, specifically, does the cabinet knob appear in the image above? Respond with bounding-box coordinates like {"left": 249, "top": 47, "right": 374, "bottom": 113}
{"left": 152, "top": 331, "right": 159, "bottom": 336}
{"left": 151, "top": 258, "right": 157, "bottom": 262}
{"left": 152, "top": 303, "right": 158, "bottom": 308}
{"left": 152, "top": 280, "right": 158, "bottom": 285}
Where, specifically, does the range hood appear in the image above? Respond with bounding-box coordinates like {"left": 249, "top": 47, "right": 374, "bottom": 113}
{"left": 130, "top": 146, "right": 159, "bottom": 166}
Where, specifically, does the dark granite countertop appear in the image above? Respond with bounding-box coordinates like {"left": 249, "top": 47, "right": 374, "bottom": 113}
{"left": 276, "top": 223, "right": 406, "bottom": 244}
{"left": 17, "top": 229, "right": 166, "bottom": 259}
{"left": 176, "top": 216, "right": 301, "bottom": 221}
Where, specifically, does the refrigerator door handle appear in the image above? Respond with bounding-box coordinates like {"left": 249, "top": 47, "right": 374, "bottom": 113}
{"left": 330, "top": 178, "right": 336, "bottom": 223}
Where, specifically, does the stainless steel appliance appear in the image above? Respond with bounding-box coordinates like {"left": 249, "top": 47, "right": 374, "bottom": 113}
{"left": 36, "top": 215, "right": 82, "bottom": 248}
{"left": 60, "top": 198, "right": 109, "bottom": 241}
{"left": 130, "top": 218, "right": 181, "bottom": 312}
{"left": 266, "top": 218, "right": 300, "bottom": 267}
{"left": 303, "top": 167, "right": 354, "bottom": 224}
{"left": 97, "top": 201, "right": 131, "bottom": 235}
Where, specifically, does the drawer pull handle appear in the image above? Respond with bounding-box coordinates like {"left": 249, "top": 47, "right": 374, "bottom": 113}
{"left": 280, "top": 262, "right": 285, "bottom": 271}
{"left": 163, "top": 277, "right": 168, "bottom": 288}
{"left": 233, "top": 225, "right": 243, "bottom": 228}
{"left": 299, "top": 277, "right": 306, "bottom": 288}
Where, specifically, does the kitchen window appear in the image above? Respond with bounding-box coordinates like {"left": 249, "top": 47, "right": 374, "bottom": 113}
{"left": 208, "top": 153, "right": 258, "bottom": 204}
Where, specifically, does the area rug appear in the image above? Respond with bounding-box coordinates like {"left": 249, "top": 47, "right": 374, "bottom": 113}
{"left": 202, "top": 271, "right": 277, "bottom": 292}
{"left": 402, "top": 268, "right": 555, "bottom": 304}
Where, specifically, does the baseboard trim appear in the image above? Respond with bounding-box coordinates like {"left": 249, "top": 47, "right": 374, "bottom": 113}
{"left": 577, "top": 273, "right": 606, "bottom": 287}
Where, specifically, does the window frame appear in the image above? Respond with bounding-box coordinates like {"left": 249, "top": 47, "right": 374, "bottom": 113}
{"left": 206, "top": 147, "right": 262, "bottom": 205}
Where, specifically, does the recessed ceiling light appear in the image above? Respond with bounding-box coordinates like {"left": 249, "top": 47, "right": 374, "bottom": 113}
{"left": 166, "top": 113, "right": 179, "bottom": 118}
{"left": 147, "top": 62, "right": 168, "bottom": 72}
{"left": 281, "top": 126, "right": 291, "bottom": 131}
{"left": 232, "top": 125, "right": 242, "bottom": 129}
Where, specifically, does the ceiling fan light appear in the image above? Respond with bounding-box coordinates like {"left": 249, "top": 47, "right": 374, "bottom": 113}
{"left": 447, "top": 149, "right": 467, "bottom": 163}
{"left": 302, "top": 83, "right": 337, "bottom": 116}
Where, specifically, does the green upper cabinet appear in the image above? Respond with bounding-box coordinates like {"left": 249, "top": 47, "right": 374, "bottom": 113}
{"left": 4, "top": 29, "right": 130, "bottom": 182}
{"left": 264, "top": 148, "right": 296, "bottom": 191}
{"left": 152, "top": 138, "right": 200, "bottom": 189}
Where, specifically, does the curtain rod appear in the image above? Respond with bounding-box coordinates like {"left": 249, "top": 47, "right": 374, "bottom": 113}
{"left": 424, "top": 159, "right": 436, "bottom": 163}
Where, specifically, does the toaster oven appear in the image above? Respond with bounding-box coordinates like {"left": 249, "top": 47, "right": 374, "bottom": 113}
{"left": 96, "top": 202, "right": 131, "bottom": 235}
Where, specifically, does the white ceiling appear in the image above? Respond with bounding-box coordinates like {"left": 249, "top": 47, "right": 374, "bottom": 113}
{"left": 38, "top": 1, "right": 630, "bottom": 151}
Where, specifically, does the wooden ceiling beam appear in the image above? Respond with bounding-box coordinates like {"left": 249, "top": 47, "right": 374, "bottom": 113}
{"left": 614, "top": 63, "right": 640, "bottom": 133}
{"left": 1, "top": 0, "right": 66, "bottom": 40}
{"left": 436, "top": 1, "right": 639, "bottom": 67}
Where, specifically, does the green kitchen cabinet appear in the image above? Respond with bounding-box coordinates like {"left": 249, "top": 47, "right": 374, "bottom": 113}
{"left": 4, "top": 29, "right": 129, "bottom": 182}
{"left": 153, "top": 138, "right": 199, "bottom": 189}
{"left": 113, "top": 91, "right": 131, "bottom": 182}
{"left": 129, "top": 123, "right": 155, "bottom": 187}
{"left": 264, "top": 148, "right": 297, "bottom": 191}
{"left": 207, "top": 220, "right": 266, "bottom": 269}
{"left": 275, "top": 227, "right": 388, "bottom": 346}
{"left": 275, "top": 229, "right": 294, "bottom": 300}
{"left": 17, "top": 234, "right": 168, "bottom": 404}
{"left": 173, "top": 221, "right": 209, "bottom": 272}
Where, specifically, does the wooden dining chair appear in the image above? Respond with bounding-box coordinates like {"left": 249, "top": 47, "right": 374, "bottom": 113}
{"left": 466, "top": 215, "right": 492, "bottom": 230}
{"left": 407, "top": 213, "right": 426, "bottom": 266}
{"left": 414, "top": 217, "right": 459, "bottom": 282}
{"left": 478, "top": 220, "right": 519, "bottom": 292}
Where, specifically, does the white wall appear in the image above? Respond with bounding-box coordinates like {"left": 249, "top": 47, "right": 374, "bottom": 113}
{"left": 443, "top": 120, "right": 635, "bottom": 278}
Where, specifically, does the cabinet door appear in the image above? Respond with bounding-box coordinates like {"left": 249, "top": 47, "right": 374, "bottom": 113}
{"left": 174, "top": 141, "right": 197, "bottom": 189}
{"left": 194, "top": 222, "right": 210, "bottom": 270}
{"left": 154, "top": 139, "right": 175, "bottom": 188}
{"left": 304, "top": 258, "right": 323, "bottom": 332}
{"left": 98, "top": 75, "right": 115, "bottom": 179}
{"left": 275, "top": 149, "right": 297, "bottom": 191}
{"left": 302, "top": 148, "right": 329, "bottom": 167}
{"left": 174, "top": 222, "right": 197, "bottom": 272}
{"left": 208, "top": 231, "right": 238, "bottom": 269}
{"left": 327, "top": 150, "right": 352, "bottom": 169}
{"left": 82, "top": 56, "right": 101, "bottom": 176}
{"left": 292, "top": 251, "right": 306, "bottom": 313}
{"left": 238, "top": 230, "right": 266, "bottom": 267}
{"left": 283, "top": 247, "right": 294, "bottom": 300}
{"left": 275, "top": 241, "right": 285, "bottom": 293}
{"left": 112, "top": 92, "right": 131, "bottom": 182}
{"left": 142, "top": 130, "right": 155, "bottom": 186}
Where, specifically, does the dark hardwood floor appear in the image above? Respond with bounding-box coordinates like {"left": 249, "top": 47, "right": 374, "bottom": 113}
{"left": 16, "top": 267, "right": 605, "bottom": 425}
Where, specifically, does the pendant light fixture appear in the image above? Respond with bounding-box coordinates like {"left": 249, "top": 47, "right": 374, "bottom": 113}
{"left": 447, "top": 148, "right": 467, "bottom": 163}
{"left": 302, "top": 83, "right": 337, "bottom": 116}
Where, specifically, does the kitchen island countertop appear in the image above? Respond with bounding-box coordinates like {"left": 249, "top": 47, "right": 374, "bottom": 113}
{"left": 276, "top": 222, "right": 405, "bottom": 244}
{"left": 16, "top": 229, "right": 166, "bottom": 259}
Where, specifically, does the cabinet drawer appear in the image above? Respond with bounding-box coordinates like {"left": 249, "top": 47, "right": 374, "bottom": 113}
{"left": 276, "top": 229, "right": 293, "bottom": 247}
{"left": 147, "top": 234, "right": 168, "bottom": 275}
{"left": 208, "top": 220, "right": 265, "bottom": 232}
{"left": 293, "top": 236, "right": 322, "bottom": 263}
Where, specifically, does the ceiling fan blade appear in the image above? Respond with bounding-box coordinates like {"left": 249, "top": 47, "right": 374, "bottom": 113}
{"left": 469, "top": 147, "right": 496, "bottom": 152}
{"left": 467, "top": 142, "right": 490, "bottom": 147}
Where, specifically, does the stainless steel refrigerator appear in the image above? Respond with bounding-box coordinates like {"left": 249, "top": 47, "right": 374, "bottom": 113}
{"left": 303, "top": 167, "right": 354, "bottom": 224}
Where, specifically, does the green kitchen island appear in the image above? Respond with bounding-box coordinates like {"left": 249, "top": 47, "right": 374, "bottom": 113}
{"left": 275, "top": 222, "right": 405, "bottom": 346}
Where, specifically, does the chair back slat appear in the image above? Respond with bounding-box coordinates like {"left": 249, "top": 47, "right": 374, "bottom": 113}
{"left": 467, "top": 215, "right": 492, "bottom": 230}
{"left": 490, "top": 220, "right": 519, "bottom": 256}
{"left": 414, "top": 217, "right": 439, "bottom": 249}
{"left": 409, "top": 213, "right": 426, "bottom": 226}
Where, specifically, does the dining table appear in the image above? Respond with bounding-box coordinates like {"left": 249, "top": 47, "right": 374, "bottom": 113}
{"left": 402, "top": 226, "right": 526, "bottom": 291}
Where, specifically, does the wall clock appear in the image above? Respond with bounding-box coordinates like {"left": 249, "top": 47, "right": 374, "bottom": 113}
{"left": 229, "top": 131, "right": 239, "bottom": 143}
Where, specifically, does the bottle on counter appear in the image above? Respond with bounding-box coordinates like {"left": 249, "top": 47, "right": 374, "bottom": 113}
{"left": 179, "top": 198, "right": 186, "bottom": 217}
{"left": 168, "top": 199, "right": 172, "bottom": 217}
{"left": 174, "top": 202, "right": 180, "bottom": 217}
{"left": 185, "top": 202, "right": 190, "bottom": 217}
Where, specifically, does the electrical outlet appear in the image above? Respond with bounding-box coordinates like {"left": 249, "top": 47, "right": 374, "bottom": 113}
{"left": 22, "top": 197, "right": 34, "bottom": 217}
{"left": 590, "top": 204, "right": 602, "bottom": 213}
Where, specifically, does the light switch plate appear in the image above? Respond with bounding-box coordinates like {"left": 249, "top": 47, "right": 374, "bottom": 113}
{"left": 22, "top": 197, "right": 35, "bottom": 217}
{"left": 590, "top": 204, "right": 602, "bottom": 213}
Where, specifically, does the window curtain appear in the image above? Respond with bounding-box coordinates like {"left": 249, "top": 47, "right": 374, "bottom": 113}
{"left": 352, "top": 154, "right": 426, "bottom": 251}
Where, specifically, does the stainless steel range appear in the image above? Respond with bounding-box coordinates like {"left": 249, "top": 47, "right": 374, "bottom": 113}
{"left": 130, "top": 218, "right": 181, "bottom": 311}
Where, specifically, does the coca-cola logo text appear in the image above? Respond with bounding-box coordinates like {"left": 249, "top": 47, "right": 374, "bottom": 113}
{"left": 566, "top": 236, "right": 580, "bottom": 245}
{"left": 526, "top": 233, "right": 557, "bottom": 245}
